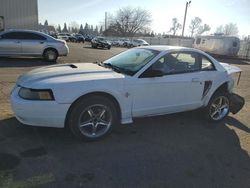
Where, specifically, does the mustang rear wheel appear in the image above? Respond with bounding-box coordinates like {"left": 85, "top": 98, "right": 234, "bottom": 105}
{"left": 205, "top": 92, "right": 230, "bottom": 122}
{"left": 68, "top": 95, "right": 118, "bottom": 141}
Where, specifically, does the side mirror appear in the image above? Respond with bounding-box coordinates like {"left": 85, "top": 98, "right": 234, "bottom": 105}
{"left": 141, "top": 69, "right": 164, "bottom": 78}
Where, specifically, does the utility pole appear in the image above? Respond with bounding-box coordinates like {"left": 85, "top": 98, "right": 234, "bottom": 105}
{"left": 181, "top": 1, "right": 191, "bottom": 37}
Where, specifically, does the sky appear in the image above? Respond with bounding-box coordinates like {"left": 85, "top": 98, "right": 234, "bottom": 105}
{"left": 38, "top": 0, "right": 250, "bottom": 37}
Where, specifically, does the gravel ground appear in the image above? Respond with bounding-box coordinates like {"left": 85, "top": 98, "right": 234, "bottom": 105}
{"left": 0, "top": 43, "right": 249, "bottom": 188}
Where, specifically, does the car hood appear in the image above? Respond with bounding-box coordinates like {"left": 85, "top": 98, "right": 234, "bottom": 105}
{"left": 219, "top": 62, "right": 242, "bottom": 74}
{"left": 17, "top": 63, "right": 124, "bottom": 88}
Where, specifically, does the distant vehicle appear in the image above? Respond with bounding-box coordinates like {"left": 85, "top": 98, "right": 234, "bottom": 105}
{"left": 193, "top": 35, "right": 240, "bottom": 56}
{"left": 123, "top": 39, "right": 132, "bottom": 47}
{"left": 91, "top": 37, "right": 111, "bottom": 49}
{"left": 85, "top": 35, "right": 94, "bottom": 42}
{"left": 64, "top": 33, "right": 77, "bottom": 42}
{"left": 74, "top": 34, "right": 85, "bottom": 43}
{"left": 57, "top": 33, "right": 69, "bottom": 42}
{"left": 131, "top": 39, "right": 149, "bottom": 47}
{"left": 11, "top": 46, "right": 244, "bottom": 141}
{"left": 0, "top": 30, "right": 69, "bottom": 61}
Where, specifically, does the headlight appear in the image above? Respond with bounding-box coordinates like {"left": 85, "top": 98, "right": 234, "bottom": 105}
{"left": 18, "top": 87, "right": 54, "bottom": 100}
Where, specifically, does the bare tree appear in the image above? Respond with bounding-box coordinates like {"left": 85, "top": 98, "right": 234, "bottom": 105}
{"left": 224, "top": 23, "right": 238, "bottom": 35}
{"left": 198, "top": 24, "right": 211, "bottom": 35}
{"left": 106, "top": 7, "right": 152, "bottom": 37}
{"left": 216, "top": 23, "right": 239, "bottom": 36}
{"left": 189, "top": 17, "right": 202, "bottom": 37}
{"left": 215, "top": 25, "right": 224, "bottom": 34}
{"left": 69, "top": 21, "right": 79, "bottom": 33}
{"left": 169, "top": 18, "right": 182, "bottom": 35}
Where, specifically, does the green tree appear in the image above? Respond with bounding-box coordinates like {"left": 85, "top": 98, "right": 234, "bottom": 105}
{"left": 57, "top": 24, "right": 61, "bottom": 33}
{"left": 62, "top": 23, "right": 68, "bottom": 32}
{"left": 44, "top": 20, "right": 48, "bottom": 26}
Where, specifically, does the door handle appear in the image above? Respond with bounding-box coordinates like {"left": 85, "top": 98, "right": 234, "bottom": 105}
{"left": 192, "top": 78, "right": 200, "bottom": 82}
{"left": 40, "top": 41, "right": 44, "bottom": 44}
{"left": 15, "top": 41, "right": 20, "bottom": 43}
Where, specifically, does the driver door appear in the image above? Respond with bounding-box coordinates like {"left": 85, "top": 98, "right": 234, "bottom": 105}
{"left": 130, "top": 51, "right": 205, "bottom": 117}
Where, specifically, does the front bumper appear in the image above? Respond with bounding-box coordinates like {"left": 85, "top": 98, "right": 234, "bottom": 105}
{"left": 58, "top": 45, "right": 69, "bottom": 56}
{"left": 10, "top": 86, "right": 70, "bottom": 128}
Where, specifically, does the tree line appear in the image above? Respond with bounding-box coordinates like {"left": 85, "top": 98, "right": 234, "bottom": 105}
{"left": 42, "top": 6, "right": 239, "bottom": 37}
{"left": 42, "top": 20, "right": 103, "bottom": 35}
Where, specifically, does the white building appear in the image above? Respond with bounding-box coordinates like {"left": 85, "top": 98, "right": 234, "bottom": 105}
{"left": 0, "top": 0, "right": 38, "bottom": 31}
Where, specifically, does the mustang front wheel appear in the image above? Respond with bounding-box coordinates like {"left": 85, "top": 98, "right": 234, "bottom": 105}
{"left": 68, "top": 95, "right": 118, "bottom": 141}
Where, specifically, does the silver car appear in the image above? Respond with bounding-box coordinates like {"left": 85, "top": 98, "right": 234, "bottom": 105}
{"left": 0, "top": 30, "right": 69, "bottom": 61}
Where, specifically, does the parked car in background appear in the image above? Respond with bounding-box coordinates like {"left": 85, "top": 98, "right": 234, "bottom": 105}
{"left": 0, "top": 30, "right": 69, "bottom": 61}
{"left": 11, "top": 46, "right": 244, "bottom": 141}
{"left": 74, "top": 34, "right": 85, "bottom": 43}
{"left": 57, "top": 33, "right": 69, "bottom": 42}
{"left": 64, "top": 33, "right": 77, "bottom": 42}
{"left": 123, "top": 39, "right": 132, "bottom": 47}
{"left": 91, "top": 37, "right": 111, "bottom": 49}
{"left": 131, "top": 39, "right": 149, "bottom": 47}
{"left": 84, "top": 35, "right": 94, "bottom": 42}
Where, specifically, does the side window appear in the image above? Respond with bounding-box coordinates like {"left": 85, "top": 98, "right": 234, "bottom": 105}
{"left": 196, "top": 38, "right": 201, "bottom": 45}
{"left": 201, "top": 56, "right": 215, "bottom": 71}
{"left": 1, "top": 32, "right": 46, "bottom": 40}
{"left": 149, "top": 52, "right": 201, "bottom": 75}
{"left": 2, "top": 32, "right": 22, "bottom": 39}
{"left": 233, "top": 41, "right": 237, "bottom": 47}
{"left": 21, "top": 32, "right": 46, "bottom": 40}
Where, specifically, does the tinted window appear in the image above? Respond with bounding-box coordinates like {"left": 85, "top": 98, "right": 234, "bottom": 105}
{"left": 2, "top": 32, "right": 23, "bottom": 39}
{"left": 2, "top": 32, "right": 46, "bottom": 40}
{"left": 21, "top": 32, "right": 46, "bottom": 40}
{"left": 150, "top": 52, "right": 201, "bottom": 75}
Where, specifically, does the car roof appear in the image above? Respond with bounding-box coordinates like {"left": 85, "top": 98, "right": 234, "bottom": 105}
{"left": 138, "top": 45, "right": 202, "bottom": 53}
{"left": 3, "top": 29, "right": 43, "bottom": 34}
{"left": 0, "top": 29, "right": 57, "bottom": 40}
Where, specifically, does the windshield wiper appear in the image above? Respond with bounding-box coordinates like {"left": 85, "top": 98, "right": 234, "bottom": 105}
{"left": 96, "top": 62, "right": 134, "bottom": 75}
{"left": 103, "top": 63, "right": 122, "bottom": 73}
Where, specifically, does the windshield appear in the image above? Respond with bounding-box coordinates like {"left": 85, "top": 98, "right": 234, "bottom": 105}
{"left": 103, "top": 48, "right": 159, "bottom": 76}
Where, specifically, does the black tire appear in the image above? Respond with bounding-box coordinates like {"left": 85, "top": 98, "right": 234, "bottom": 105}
{"left": 43, "top": 49, "right": 58, "bottom": 62}
{"left": 205, "top": 92, "right": 230, "bottom": 122}
{"left": 108, "top": 46, "right": 111, "bottom": 50}
{"left": 68, "top": 95, "right": 118, "bottom": 141}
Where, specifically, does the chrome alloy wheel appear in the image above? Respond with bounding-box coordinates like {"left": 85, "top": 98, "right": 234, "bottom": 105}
{"left": 209, "top": 96, "right": 229, "bottom": 121}
{"left": 78, "top": 104, "right": 112, "bottom": 138}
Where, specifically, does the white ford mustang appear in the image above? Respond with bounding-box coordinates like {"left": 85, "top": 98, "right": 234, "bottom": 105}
{"left": 11, "top": 46, "right": 244, "bottom": 140}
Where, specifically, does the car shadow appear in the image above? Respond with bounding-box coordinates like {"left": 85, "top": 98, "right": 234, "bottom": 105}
{"left": 0, "top": 57, "right": 56, "bottom": 67}
{"left": 0, "top": 113, "right": 249, "bottom": 187}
